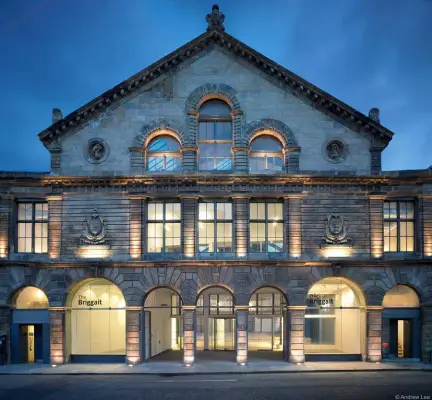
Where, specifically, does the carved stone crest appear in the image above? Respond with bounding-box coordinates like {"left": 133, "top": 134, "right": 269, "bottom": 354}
{"left": 323, "top": 139, "right": 348, "bottom": 164}
{"left": 81, "top": 209, "right": 107, "bottom": 245}
{"left": 321, "top": 208, "right": 352, "bottom": 246}
{"left": 85, "top": 138, "right": 110, "bottom": 164}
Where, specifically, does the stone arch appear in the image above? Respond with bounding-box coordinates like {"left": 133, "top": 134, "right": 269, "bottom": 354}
{"left": 10, "top": 285, "right": 50, "bottom": 309}
{"left": 195, "top": 284, "right": 236, "bottom": 305}
{"left": 382, "top": 284, "right": 421, "bottom": 308}
{"left": 248, "top": 284, "right": 289, "bottom": 305}
{"left": 185, "top": 83, "right": 241, "bottom": 112}
{"left": 130, "top": 119, "right": 186, "bottom": 174}
{"left": 65, "top": 276, "right": 127, "bottom": 308}
{"left": 143, "top": 285, "right": 184, "bottom": 306}
{"left": 132, "top": 119, "right": 185, "bottom": 148}
{"left": 245, "top": 118, "right": 299, "bottom": 147}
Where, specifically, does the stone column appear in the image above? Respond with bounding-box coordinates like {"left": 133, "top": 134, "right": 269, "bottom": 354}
{"left": 370, "top": 148, "right": 382, "bottom": 175}
{"left": 287, "top": 306, "right": 305, "bottom": 363}
{"left": 285, "top": 194, "right": 302, "bottom": 258}
{"left": 126, "top": 308, "right": 142, "bottom": 365}
{"left": 183, "top": 307, "right": 196, "bottom": 366}
{"left": 232, "top": 196, "right": 249, "bottom": 258}
{"left": 369, "top": 194, "right": 385, "bottom": 258}
{"left": 50, "top": 309, "right": 65, "bottom": 365}
{"left": 47, "top": 195, "right": 62, "bottom": 260}
{"left": 366, "top": 306, "right": 382, "bottom": 362}
{"left": 181, "top": 146, "right": 198, "bottom": 172}
{"left": 421, "top": 306, "right": 432, "bottom": 362}
{"left": 181, "top": 196, "right": 198, "bottom": 258}
{"left": 235, "top": 307, "right": 248, "bottom": 365}
{"left": 129, "top": 196, "right": 143, "bottom": 259}
{"left": 285, "top": 146, "right": 301, "bottom": 173}
{"left": 130, "top": 148, "right": 145, "bottom": 175}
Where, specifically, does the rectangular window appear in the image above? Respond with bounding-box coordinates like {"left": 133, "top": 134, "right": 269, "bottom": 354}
{"left": 198, "top": 202, "right": 232, "bottom": 253}
{"left": 171, "top": 293, "right": 181, "bottom": 316}
{"left": 383, "top": 200, "right": 415, "bottom": 252}
{"left": 248, "top": 293, "right": 284, "bottom": 315}
{"left": 147, "top": 202, "right": 181, "bottom": 253}
{"left": 249, "top": 202, "right": 283, "bottom": 253}
{"left": 209, "top": 294, "right": 234, "bottom": 315}
{"left": 17, "top": 202, "right": 48, "bottom": 253}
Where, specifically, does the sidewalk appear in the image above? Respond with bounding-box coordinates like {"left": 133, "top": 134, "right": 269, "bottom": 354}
{"left": 0, "top": 360, "right": 431, "bottom": 375}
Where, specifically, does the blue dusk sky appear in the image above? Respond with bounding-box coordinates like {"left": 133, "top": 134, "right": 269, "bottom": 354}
{"left": 0, "top": 0, "right": 431, "bottom": 172}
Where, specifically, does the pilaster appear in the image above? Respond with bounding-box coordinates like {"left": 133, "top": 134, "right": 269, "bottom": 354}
{"left": 181, "top": 196, "right": 198, "bottom": 258}
{"left": 183, "top": 307, "right": 196, "bottom": 366}
{"left": 285, "top": 194, "right": 302, "bottom": 257}
{"left": 366, "top": 306, "right": 382, "bottom": 362}
{"left": 129, "top": 196, "right": 143, "bottom": 259}
{"left": 47, "top": 195, "right": 62, "bottom": 260}
{"left": 50, "top": 309, "right": 65, "bottom": 365}
{"left": 0, "top": 197, "right": 11, "bottom": 259}
{"left": 232, "top": 196, "right": 249, "bottom": 257}
{"left": 181, "top": 146, "right": 197, "bottom": 172}
{"left": 126, "top": 308, "right": 142, "bottom": 365}
{"left": 421, "top": 195, "right": 432, "bottom": 257}
{"left": 421, "top": 306, "right": 432, "bottom": 362}
{"left": 369, "top": 194, "right": 385, "bottom": 258}
{"left": 287, "top": 306, "right": 305, "bottom": 363}
{"left": 285, "top": 146, "right": 300, "bottom": 173}
{"left": 235, "top": 306, "right": 248, "bottom": 365}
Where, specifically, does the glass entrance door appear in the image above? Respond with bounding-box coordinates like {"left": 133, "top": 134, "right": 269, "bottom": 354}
{"left": 209, "top": 318, "right": 234, "bottom": 350}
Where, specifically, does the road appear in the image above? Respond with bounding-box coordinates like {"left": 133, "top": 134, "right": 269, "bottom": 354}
{"left": 0, "top": 371, "right": 431, "bottom": 400}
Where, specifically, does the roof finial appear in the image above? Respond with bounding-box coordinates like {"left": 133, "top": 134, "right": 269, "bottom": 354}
{"left": 206, "top": 4, "right": 225, "bottom": 32}
{"left": 52, "top": 108, "right": 63, "bottom": 124}
{"left": 368, "top": 107, "right": 380, "bottom": 123}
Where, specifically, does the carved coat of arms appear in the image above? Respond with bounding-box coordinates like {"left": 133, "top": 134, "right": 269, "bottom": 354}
{"left": 321, "top": 208, "right": 352, "bottom": 246}
{"left": 81, "top": 209, "right": 107, "bottom": 245}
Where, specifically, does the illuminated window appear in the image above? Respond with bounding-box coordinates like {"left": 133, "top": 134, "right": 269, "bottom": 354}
{"left": 249, "top": 135, "right": 284, "bottom": 173}
{"left": 17, "top": 202, "right": 48, "bottom": 253}
{"left": 249, "top": 293, "right": 284, "bottom": 315}
{"left": 147, "top": 135, "right": 181, "bottom": 172}
{"left": 147, "top": 202, "right": 181, "bottom": 253}
{"left": 198, "top": 100, "right": 232, "bottom": 171}
{"left": 14, "top": 287, "right": 49, "bottom": 309}
{"left": 249, "top": 202, "right": 283, "bottom": 253}
{"left": 209, "top": 294, "right": 234, "bottom": 315}
{"left": 171, "top": 293, "right": 181, "bottom": 316}
{"left": 198, "top": 202, "right": 232, "bottom": 253}
{"left": 383, "top": 201, "right": 415, "bottom": 252}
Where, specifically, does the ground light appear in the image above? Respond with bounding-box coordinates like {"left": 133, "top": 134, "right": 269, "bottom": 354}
{"left": 51, "top": 365, "right": 57, "bottom": 368}
{"left": 128, "top": 364, "right": 134, "bottom": 368}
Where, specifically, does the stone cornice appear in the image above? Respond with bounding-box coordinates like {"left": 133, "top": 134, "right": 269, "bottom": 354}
{"left": 38, "top": 29, "right": 394, "bottom": 148}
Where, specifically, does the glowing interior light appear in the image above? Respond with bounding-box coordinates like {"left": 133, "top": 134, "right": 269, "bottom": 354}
{"left": 36, "top": 289, "right": 44, "bottom": 299}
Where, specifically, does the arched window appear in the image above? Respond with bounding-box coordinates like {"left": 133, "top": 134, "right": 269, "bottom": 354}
{"left": 198, "top": 99, "right": 232, "bottom": 171}
{"left": 14, "top": 287, "right": 49, "bottom": 309}
{"left": 249, "top": 135, "right": 284, "bottom": 173}
{"left": 146, "top": 135, "right": 181, "bottom": 172}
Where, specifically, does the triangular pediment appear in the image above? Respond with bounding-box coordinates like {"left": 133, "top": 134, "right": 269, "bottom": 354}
{"left": 38, "top": 28, "right": 393, "bottom": 150}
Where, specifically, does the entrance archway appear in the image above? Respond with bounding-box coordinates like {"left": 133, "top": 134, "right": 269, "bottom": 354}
{"left": 66, "top": 278, "right": 126, "bottom": 363}
{"left": 143, "top": 287, "right": 183, "bottom": 362}
{"left": 382, "top": 285, "right": 421, "bottom": 360}
{"left": 196, "top": 286, "right": 235, "bottom": 362}
{"left": 247, "top": 287, "right": 287, "bottom": 361}
{"left": 304, "top": 277, "right": 366, "bottom": 361}
{"left": 11, "top": 287, "right": 50, "bottom": 364}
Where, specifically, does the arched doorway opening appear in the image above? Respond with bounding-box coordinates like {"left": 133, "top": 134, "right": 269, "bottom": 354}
{"left": 143, "top": 287, "right": 183, "bottom": 362}
{"left": 10, "top": 287, "right": 50, "bottom": 364}
{"left": 304, "top": 277, "right": 366, "bottom": 361}
{"left": 66, "top": 278, "right": 126, "bottom": 363}
{"left": 247, "top": 287, "right": 287, "bottom": 361}
{"left": 382, "top": 285, "right": 421, "bottom": 360}
{"left": 196, "top": 286, "right": 235, "bottom": 361}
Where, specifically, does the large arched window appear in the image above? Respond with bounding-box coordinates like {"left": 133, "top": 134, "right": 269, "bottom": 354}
{"left": 249, "top": 135, "right": 284, "bottom": 173}
{"left": 198, "top": 99, "right": 232, "bottom": 171}
{"left": 146, "top": 135, "right": 181, "bottom": 172}
{"left": 14, "top": 287, "right": 49, "bottom": 309}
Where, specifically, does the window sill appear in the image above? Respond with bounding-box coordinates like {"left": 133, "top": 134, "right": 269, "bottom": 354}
{"left": 9, "top": 253, "right": 50, "bottom": 262}
{"left": 382, "top": 252, "right": 422, "bottom": 261}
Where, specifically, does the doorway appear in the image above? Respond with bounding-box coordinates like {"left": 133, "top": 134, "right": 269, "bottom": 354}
{"left": 210, "top": 318, "right": 235, "bottom": 351}
{"left": 19, "top": 325, "right": 43, "bottom": 363}
{"left": 389, "top": 319, "right": 412, "bottom": 358}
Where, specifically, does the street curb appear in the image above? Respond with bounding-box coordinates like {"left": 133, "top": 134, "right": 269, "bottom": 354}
{"left": 0, "top": 368, "right": 431, "bottom": 376}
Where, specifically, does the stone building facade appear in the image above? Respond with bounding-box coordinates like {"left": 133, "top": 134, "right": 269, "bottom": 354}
{"left": 0, "top": 6, "right": 431, "bottom": 365}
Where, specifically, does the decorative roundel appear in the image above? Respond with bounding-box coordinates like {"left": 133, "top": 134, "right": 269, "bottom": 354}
{"left": 323, "top": 139, "right": 347, "bottom": 164}
{"left": 85, "top": 138, "right": 110, "bottom": 164}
